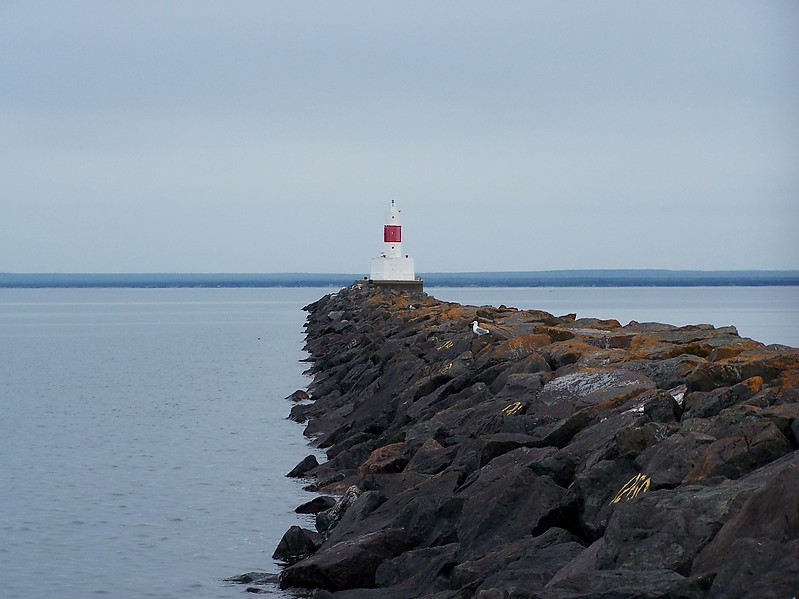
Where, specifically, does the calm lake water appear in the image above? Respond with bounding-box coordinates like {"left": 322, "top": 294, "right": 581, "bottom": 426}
{"left": 0, "top": 287, "right": 329, "bottom": 599}
{"left": 1, "top": 285, "right": 796, "bottom": 599}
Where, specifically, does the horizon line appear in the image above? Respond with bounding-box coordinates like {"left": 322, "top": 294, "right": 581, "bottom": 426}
{"left": 3, "top": 268, "right": 798, "bottom": 276}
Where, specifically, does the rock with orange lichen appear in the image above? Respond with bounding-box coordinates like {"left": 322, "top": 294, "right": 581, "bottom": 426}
{"left": 358, "top": 442, "right": 407, "bottom": 475}
{"left": 687, "top": 345, "right": 799, "bottom": 391}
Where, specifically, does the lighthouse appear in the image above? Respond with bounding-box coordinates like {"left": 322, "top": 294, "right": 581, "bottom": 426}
{"left": 369, "top": 200, "right": 423, "bottom": 293}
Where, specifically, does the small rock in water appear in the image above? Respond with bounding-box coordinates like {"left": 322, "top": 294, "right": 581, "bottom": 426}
{"left": 272, "top": 525, "right": 323, "bottom": 564}
{"left": 224, "top": 572, "right": 278, "bottom": 585}
{"left": 286, "top": 454, "right": 319, "bottom": 478}
{"left": 295, "top": 495, "right": 337, "bottom": 514}
{"left": 286, "top": 389, "right": 310, "bottom": 402}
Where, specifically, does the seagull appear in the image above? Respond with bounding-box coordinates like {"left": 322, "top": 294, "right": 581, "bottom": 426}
{"left": 472, "top": 320, "right": 490, "bottom": 336}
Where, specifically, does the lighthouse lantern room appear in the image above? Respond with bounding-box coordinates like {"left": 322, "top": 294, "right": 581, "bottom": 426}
{"left": 369, "top": 200, "right": 423, "bottom": 293}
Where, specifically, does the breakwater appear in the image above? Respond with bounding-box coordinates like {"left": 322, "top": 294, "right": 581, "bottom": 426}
{"left": 266, "top": 283, "right": 798, "bottom": 597}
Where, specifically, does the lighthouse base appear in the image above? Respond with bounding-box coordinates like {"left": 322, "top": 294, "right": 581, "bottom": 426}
{"left": 368, "top": 278, "right": 424, "bottom": 295}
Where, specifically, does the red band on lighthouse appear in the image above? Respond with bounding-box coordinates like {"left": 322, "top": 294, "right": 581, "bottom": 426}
{"left": 384, "top": 225, "right": 401, "bottom": 243}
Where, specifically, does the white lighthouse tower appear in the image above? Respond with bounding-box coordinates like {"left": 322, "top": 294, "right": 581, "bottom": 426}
{"left": 369, "top": 200, "right": 423, "bottom": 293}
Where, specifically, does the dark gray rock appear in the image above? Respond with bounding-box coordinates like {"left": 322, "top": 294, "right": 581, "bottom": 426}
{"left": 450, "top": 528, "right": 585, "bottom": 594}
{"left": 225, "top": 572, "right": 279, "bottom": 585}
{"left": 684, "top": 420, "right": 793, "bottom": 482}
{"left": 392, "top": 494, "right": 463, "bottom": 548}
{"left": 374, "top": 543, "right": 459, "bottom": 590}
{"left": 635, "top": 431, "right": 716, "bottom": 489}
{"left": 692, "top": 453, "right": 799, "bottom": 596}
{"left": 325, "top": 490, "right": 387, "bottom": 545}
{"left": 624, "top": 354, "right": 706, "bottom": 389}
{"left": 571, "top": 457, "right": 639, "bottom": 539}
{"left": 316, "top": 485, "right": 362, "bottom": 535}
{"left": 287, "top": 454, "right": 320, "bottom": 478}
{"left": 456, "top": 455, "right": 564, "bottom": 555}
{"left": 288, "top": 403, "right": 310, "bottom": 423}
{"left": 598, "top": 479, "right": 759, "bottom": 574}
{"left": 278, "top": 528, "right": 412, "bottom": 591}
{"left": 404, "top": 439, "right": 458, "bottom": 475}
{"left": 475, "top": 432, "right": 545, "bottom": 468}
{"left": 272, "top": 526, "right": 324, "bottom": 563}
{"left": 683, "top": 376, "right": 764, "bottom": 419}
{"left": 295, "top": 496, "right": 337, "bottom": 514}
{"left": 545, "top": 568, "right": 711, "bottom": 598}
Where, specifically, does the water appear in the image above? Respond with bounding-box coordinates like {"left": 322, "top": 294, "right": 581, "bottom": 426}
{"left": 0, "top": 288, "right": 331, "bottom": 598}
{"left": 1, "top": 286, "right": 797, "bottom": 599}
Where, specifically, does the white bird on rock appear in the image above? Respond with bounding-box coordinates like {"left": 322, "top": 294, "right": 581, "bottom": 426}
{"left": 472, "top": 320, "right": 490, "bottom": 336}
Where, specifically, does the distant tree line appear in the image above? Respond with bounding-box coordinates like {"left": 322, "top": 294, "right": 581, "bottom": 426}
{"left": 1, "top": 270, "right": 798, "bottom": 288}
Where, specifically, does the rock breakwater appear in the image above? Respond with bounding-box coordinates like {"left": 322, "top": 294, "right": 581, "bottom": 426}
{"left": 274, "top": 283, "right": 799, "bottom": 598}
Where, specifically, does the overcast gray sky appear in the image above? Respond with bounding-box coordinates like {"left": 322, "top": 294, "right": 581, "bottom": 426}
{"left": 2, "top": 1, "right": 797, "bottom": 273}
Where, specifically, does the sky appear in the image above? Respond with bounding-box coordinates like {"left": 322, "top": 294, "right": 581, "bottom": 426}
{"left": 1, "top": 1, "right": 797, "bottom": 274}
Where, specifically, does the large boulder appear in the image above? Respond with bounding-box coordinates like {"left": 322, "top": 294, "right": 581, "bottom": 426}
{"left": 272, "top": 526, "right": 323, "bottom": 564}
{"left": 295, "top": 495, "right": 337, "bottom": 514}
{"left": 692, "top": 453, "right": 799, "bottom": 596}
{"left": 597, "top": 481, "right": 748, "bottom": 574}
{"left": 545, "top": 568, "right": 710, "bottom": 598}
{"left": 598, "top": 451, "right": 799, "bottom": 577}
{"left": 404, "top": 439, "right": 458, "bottom": 475}
{"left": 278, "top": 528, "right": 412, "bottom": 591}
{"left": 634, "top": 431, "right": 716, "bottom": 489}
{"left": 455, "top": 450, "right": 565, "bottom": 555}
{"left": 683, "top": 420, "right": 792, "bottom": 482}
{"left": 374, "top": 543, "right": 460, "bottom": 593}
{"left": 286, "top": 454, "right": 319, "bottom": 478}
{"left": 451, "top": 528, "right": 586, "bottom": 595}
{"left": 358, "top": 442, "right": 407, "bottom": 475}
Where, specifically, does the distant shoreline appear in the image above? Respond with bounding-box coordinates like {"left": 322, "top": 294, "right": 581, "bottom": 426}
{"left": 1, "top": 270, "right": 798, "bottom": 288}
